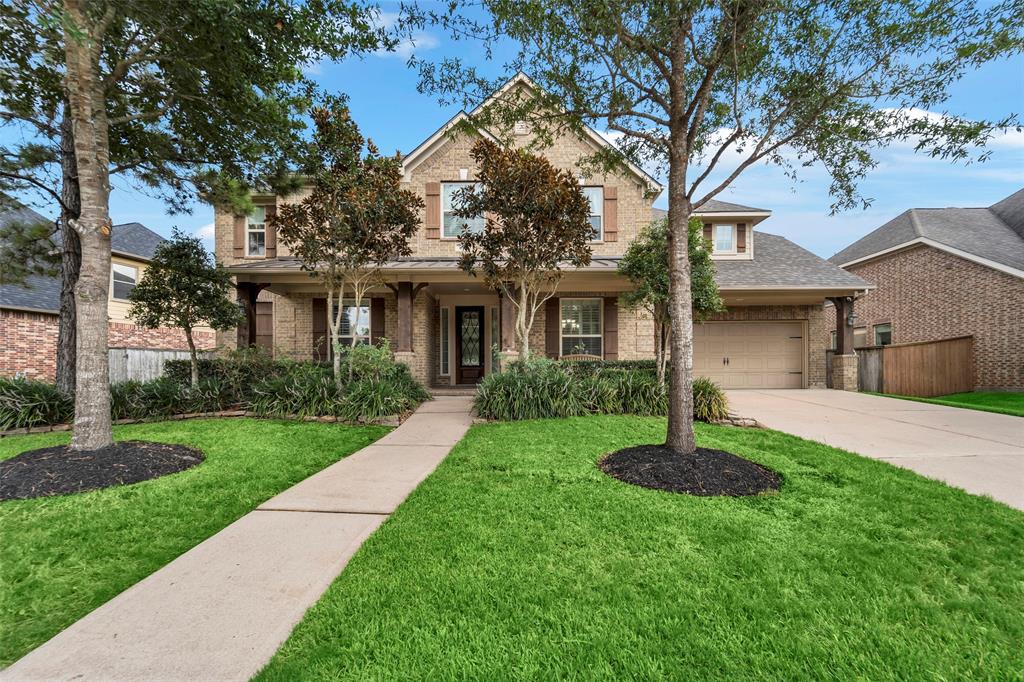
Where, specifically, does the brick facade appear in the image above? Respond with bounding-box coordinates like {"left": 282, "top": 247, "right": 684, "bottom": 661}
{"left": 1, "top": 309, "right": 216, "bottom": 382}
{"left": 824, "top": 244, "right": 1024, "bottom": 390}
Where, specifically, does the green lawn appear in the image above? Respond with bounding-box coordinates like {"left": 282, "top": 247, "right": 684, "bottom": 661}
{"left": 0, "top": 418, "right": 388, "bottom": 667}
{"left": 257, "top": 416, "right": 1023, "bottom": 681}
{"left": 880, "top": 391, "right": 1024, "bottom": 417}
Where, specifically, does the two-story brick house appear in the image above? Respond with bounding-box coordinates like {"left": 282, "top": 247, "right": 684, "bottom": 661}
{"left": 216, "top": 74, "right": 869, "bottom": 389}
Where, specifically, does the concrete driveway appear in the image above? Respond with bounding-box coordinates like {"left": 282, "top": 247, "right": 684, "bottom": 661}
{"left": 726, "top": 389, "right": 1024, "bottom": 511}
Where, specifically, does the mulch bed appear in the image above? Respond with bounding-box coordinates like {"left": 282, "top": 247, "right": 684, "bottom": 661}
{"left": 0, "top": 441, "right": 205, "bottom": 501}
{"left": 599, "top": 445, "right": 781, "bottom": 496}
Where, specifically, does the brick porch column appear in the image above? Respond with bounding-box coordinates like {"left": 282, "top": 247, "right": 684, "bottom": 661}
{"left": 829, "top": 296, "right": 858, "bottom": 391}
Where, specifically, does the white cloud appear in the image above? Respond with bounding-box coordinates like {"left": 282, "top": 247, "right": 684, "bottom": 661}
{"left": 372, "top": 11, "right": 439, "bottom": 59}
{"left": 193, "top": 222, "right": 215, "bottom": 240}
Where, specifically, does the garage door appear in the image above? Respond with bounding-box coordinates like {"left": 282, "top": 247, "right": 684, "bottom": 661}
{"left": 693, "top": 321, "right": 804, "bottom": 389}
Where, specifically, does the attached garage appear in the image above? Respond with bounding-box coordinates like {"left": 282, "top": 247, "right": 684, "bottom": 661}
{"left": 693, "top": 321, "right": 805, "bottom": 389}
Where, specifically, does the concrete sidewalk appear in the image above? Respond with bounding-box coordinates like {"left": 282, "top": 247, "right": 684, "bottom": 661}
{"left": 727, "top": 390, "right": 1023, "bottom": 510}
{"left": 2, "top": 397, "right": 474, "bottom": 682}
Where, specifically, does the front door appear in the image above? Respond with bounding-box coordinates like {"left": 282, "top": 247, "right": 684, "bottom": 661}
{"left": 456, "top": 306, "right": 485, "bottom": 384}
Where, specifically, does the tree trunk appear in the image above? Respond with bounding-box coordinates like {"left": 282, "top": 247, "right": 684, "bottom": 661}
{"left": 327, "top": 287, "right": 343, "bottom": 389}
{"left": 517, "top": 286, "right": 530, "bottom": 361}
{"left": 65, "top": 4, "right": 114, "bottom": 451}
{"left": 665, "top": 143, "right": 696, "bottom": 454}
{"left": 654, "top": 310, "right": 665, "bottom": 385}
{"left": 185, "top": 327, "right": 199, "bottom": 387}
{"left": 56, "top": 106, "right": 82, "bottom": 396}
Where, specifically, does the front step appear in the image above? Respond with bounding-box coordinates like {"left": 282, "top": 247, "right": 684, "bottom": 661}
{"left": 429, "top": 386, "right": 478, "bottom": 397}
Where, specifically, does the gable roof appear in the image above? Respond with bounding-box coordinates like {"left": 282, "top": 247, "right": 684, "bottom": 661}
{"left": 829, "top": 189, "right": 1024, "bottom": 278}
{"left": 1, "top": 201, "right": 165, "bottom": 313}
{"left": 650, "top": 199, "right": 770, "bottom": 223}
{"left": 715, "top": 232, "right": 870, "bottom": 290}
{"left": 402, "top": 73, "right": 663, "bottom": 193}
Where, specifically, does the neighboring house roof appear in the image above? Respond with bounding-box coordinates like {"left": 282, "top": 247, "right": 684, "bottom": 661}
{"left": 829, "top": 189, "right": 1024, "bottom": 278}
{"left": 1, "top": 202, "right": 165, "bottom": 313}
{"left": 229, "top": 232, "right": 868, "bottom": 292}
{"left": 402, "top": 73, "right": 664, "bottom": 194}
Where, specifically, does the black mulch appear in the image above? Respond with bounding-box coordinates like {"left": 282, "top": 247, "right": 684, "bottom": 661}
{"left": 0, "top": 441, "right": 205, "bottom": 501}
{"left": 599, "top": 445, "right": 781, "bottom": 496}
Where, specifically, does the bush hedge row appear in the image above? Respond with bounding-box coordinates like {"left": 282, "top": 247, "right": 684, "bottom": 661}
{"left": 1, "top": 344, "right": 429, "bottom": 430}
{"left": 474, "top": 358, "right": 729, "bottom": 422}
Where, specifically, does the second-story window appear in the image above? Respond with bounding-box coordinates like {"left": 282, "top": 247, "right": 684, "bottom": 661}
{"left": 583, "top": 187, "right": 603, "bottom": 241}
{"left": 713, "top": 224, "right": 736, "bottom": 254}
{"left": 247, "top": 206, "right": 267, "bottom": 257}
{"left": 112, "top": 263, "right": 137, "bottom": 300}
{"left": 442, "top": 182, "right": 485, "bottom": 238}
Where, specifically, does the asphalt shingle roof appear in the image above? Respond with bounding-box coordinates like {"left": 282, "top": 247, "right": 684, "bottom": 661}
{"left": 830, "top": 189, "right": 1024, "bottom": 273}
{"left": 1, "top": 201, "right": 165, "bottom": 313}
{"left": 650, "top": 199, "right": 769, "bottom": 222}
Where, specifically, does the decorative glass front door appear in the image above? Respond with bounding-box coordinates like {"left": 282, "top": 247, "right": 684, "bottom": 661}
{"left": 456, "top": 306, "right": 484, "bottom": 384}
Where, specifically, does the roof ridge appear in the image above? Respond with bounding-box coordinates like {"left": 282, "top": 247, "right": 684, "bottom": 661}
{"left": 906, "top": 208, "right": 923, "bottom": 237}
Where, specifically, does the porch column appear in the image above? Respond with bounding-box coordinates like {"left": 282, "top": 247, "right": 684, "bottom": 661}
{"left": 829, "top": 296, "right": 858, "bottom": 391}
{"left": 235, "top": 283, "right": 266, "bottom": 348}
{"left": 396, "top": 281, "right": 413, "bottom": 352}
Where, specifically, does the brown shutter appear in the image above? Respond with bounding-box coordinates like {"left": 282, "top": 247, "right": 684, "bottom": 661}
{"left": 602, "top": 186, "right": 618, "bottom": 242}
{"left": 703, "top": 223, "right": 712, "bottom": 242}
{"left": 312, "top": 298, "right": 328, "bottom": 361}
{"left": 545, "top": 297, "right": 560, "bottom": 358}
{"left": 264, "top": 204, "right": 277, "bottom": 258}
{"left": 233, "top": 215, "right": 245, "bottom": 258}
{"left": 255, "top": 301, "right": 274, "bottom": 352}
{"left": 425, "top": 182, "right": 441, "bottom": 239}
{"left": 603, "top": 297, "right": 618, "bottom": 360}
{"left": 736, "top": 223, "right": 746, "bottom": 253}
{"left": 370, "top": 297, "right": 386, "bottom": 345}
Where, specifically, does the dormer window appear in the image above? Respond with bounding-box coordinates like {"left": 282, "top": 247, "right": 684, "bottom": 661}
{"left": 713, "top": 224, "right": 736, "bottom": 254}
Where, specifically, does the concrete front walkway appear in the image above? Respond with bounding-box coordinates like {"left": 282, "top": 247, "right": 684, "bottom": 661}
{"left": 727, "top": 389, "right": 1024, "bottom": 510}
{"left": 1, "top": 397, "right": 474, "bottom": 682}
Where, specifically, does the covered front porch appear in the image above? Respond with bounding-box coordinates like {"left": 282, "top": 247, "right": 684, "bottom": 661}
{"left": 228, "top": 258, "right": 632, "bottom": 387}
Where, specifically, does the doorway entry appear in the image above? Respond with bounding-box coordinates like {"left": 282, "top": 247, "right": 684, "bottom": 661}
{"left": 455, "top": 306, "right": 485, "bottom": 384}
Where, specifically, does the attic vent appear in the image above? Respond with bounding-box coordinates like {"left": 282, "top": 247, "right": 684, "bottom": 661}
{"left": 513, "top": 120, "right": 529, "bottom": 136}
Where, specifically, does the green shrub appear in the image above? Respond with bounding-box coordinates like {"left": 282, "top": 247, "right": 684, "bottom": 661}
{"left": 692, "top": 376, "right": 730, "bottom": 422}
{"left": 0, "top": 378, "right": 74, "bottom": 429}
{"left": 560, "top": 359, "right": 657, "bottom": 375}
{"left": 474, "top": 360, "right": 726, "bottom": 422}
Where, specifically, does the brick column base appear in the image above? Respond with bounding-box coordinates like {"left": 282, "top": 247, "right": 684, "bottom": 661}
{"left": 831, "top": 353, "right": 859, "bottom": 391}
{"left": 393, "top": 351, "right": 426, "bottom": 384}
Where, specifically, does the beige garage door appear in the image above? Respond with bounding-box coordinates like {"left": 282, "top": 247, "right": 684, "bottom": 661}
{"left": 693, "top": 321, "right": 804, "bottom": 389}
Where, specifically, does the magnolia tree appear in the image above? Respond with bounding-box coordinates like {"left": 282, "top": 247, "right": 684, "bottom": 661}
{"left": 413, "top": 0, "right": 1022, "bottom": 454}
{"left": 4, "top": 0, "right": 391, "bottom": 450}
{"left": 275, "top": 103, "right": 423, "bottom": 386}
{"left": 619, "top": 217, "right": 722, "bottom": 384}
{"left": 128, "top": 231, "right": 242, "bottom": 387}
{"left": 455, "top": 139, "right": 592, "bottom": 361}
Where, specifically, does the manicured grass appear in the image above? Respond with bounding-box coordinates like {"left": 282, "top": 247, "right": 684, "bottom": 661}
{"left": 0, "top": 418, "right": 388, "bottom": 666}
{"left": 257, "top": 416, "right": 1024, "bottom": 680}
{"left": 878, "top": 391, "right": 1024, "bottom": 417}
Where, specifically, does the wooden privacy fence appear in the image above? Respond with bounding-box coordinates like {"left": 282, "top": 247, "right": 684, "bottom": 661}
{"left": 855, "top": 336, "right": 974, "bottom": 397}
{"left": 109, "top": 347, "right": 213, "bottom": 384}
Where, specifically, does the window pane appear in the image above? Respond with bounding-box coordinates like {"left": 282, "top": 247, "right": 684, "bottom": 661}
{"left": 714, "top": 225, "right": 734, "bottom": 252}
{"left": 874, "top": 323, "right": 892, "bottom": 346}
{"left": 250, "top": 206, "right": 266, "bottom": 226}
{"left": 560, "top": 299, "right": 601, "bottom": 336}
{"left": 588, "top": 215, "right": 602, "bottom": 239}
{"left": 583, "top": 187, "right": 603, "bottom": 217}
{"left": 112, "top": 264, "right": 137, "bottom": 299}
{"left": 562, "top": 336, "right": 602, "bottom": 356}
{"left": 440, "top": 308, "right": 450, "bottom": 375}
{"left": 333, "top": 302, "right": 371, "bottom": 342}
{"left": 113, "top": 281, "right": 135, "bottom": 299}
{"left": 248, "top": 231, "right": 265, "bottom": 255}
{"left": 442, "top": 182, "right": 484, "bottom": 237}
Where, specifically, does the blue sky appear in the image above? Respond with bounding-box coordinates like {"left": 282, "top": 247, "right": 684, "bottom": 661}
{"left": 83, "top": 8, "right": 1024, "bottom": 258}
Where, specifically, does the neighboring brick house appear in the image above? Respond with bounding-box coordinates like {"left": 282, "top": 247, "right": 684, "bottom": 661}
{"left": 826, "top": 188, "right": 1024, "bottom": 391}
{"left": 1, "top": 203, "right": 216, "bottom": 382}
{"left": 220, "top": 74, "right": 868, "bottom": 389}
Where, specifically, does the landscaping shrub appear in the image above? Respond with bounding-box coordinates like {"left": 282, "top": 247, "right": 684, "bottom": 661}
{"left": 0, "top": 378, "right": 74, "bottom": 430}
{"left": 474, "top": 359, "right": 721, "bottom": 422}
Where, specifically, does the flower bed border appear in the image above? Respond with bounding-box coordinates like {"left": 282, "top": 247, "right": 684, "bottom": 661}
{"left": 0, "top": 410, "right": 407, "bottom": 438}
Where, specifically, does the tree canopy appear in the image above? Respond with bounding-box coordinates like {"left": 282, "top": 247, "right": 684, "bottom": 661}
{"left": 455, "top": 138, "right": 593, "bottom": 360}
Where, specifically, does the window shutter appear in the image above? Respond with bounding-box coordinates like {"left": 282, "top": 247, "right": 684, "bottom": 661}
{"left": 603, "top": 297, "right": 618, "bottom": 360}
{"left": 265, "top": 204, "right": 277, "bottom": 258}
{"left": 370, "top": 297, "right": 386, "bottom": 345}
{"left": 603, "top": 186, "right": 618, "bottom": 242}
{"left": 737, "top": 223, "right": 747, "bottom": 253}
{"left": 233, "top": 215, "right": 245, "bottom": 258}
{"left": 545, "top": 297, "right": 560, "bottom": 358}
{"left": 703, "top": 223, "right": 713, "bottom": 243}
{"left": 312, "top": 298, "right": 328, "bottom": 361}
{"left": 425, "top": 182, "right": 441, "bottom": 239}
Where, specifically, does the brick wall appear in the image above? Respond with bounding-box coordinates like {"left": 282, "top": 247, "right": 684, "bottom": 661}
{"left": 824, "top": 245, "right": 1024, "bottom": 390}
{"left": 1, "top": 309, "right": 216, "bottom": 382}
